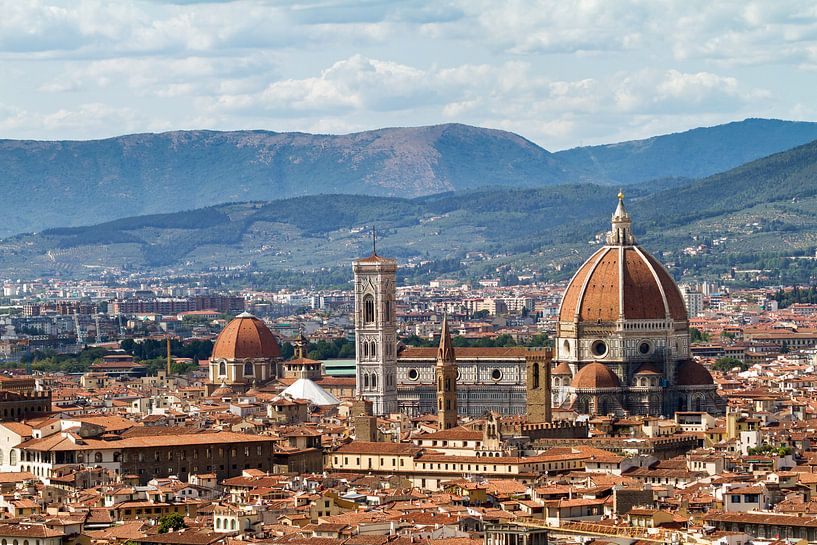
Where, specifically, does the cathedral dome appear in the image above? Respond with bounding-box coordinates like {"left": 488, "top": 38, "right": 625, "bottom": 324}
{"left": 212, "top": 312, "right": 280, "bottom": 360}
{"left": 571, "top": 362, "right": 622, "bottom": 390}
{"left": 675, "top": 360, "right": 714, "bottom": 386}
{"left": 209, "top": 384, "right": 236, "bottom": 398}
{"left": 552, "top": 361, "right": 572, "bottom": 376}
{"left": 559, "top": 195, "right": 687, "bottom": 323}
{"left": 634, "top": 363, "right": 662, "bottom": 375}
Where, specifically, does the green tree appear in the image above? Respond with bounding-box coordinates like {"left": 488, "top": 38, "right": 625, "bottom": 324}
{"left": 712, "top": 357, "right": 746, "bottom": 372}
{"left": 690, "top": 328, "right": 710, "bottom": 343}
{"left": 158, "top": 512, "right": 186, "bottom": 534}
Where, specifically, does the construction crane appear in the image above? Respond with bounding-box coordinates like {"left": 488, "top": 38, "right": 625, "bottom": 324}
{"left": 166, "top": 334, "right": 172, "bottom": 375}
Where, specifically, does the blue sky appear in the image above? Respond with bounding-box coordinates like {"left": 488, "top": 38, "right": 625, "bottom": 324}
{"left": 1, "top": 0, "right": 816, "bottom": 149}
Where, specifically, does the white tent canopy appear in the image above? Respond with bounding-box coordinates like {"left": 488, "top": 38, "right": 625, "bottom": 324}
{"left": 278, "top": 378, "right": 340, "bottom": 406}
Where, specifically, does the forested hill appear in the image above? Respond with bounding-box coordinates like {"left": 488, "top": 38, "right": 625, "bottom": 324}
{"left": 555, "top": 118, "right": 817, "bottom": 185}
{"left": 6, "top": 133, "right": 817, "bottom": 288}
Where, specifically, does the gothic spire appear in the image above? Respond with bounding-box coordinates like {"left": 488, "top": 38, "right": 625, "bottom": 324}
{"left": 606, "top": 190, "right": 636, "bottom": 246}
{"left": 437, "top": 314, "right": 456, "bottom": 365}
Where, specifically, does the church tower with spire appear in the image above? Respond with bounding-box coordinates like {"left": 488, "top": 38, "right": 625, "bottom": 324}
{"left": 353, "top": 231, "right": 398, "bottom": 416}
{"left": 435, "top": 315, "right": 458, "bottom": 430}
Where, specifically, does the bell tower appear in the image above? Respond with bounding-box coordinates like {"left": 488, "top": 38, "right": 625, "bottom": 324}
{"left": 353, "top": 237, "right": 398, "bottom": 416}
{"left": 435, "top": 315, "right": 458, "bottom": 430}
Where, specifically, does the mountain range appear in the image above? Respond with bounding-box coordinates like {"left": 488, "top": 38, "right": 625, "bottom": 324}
{"left": 2, "top": 118, "right": 817, "bottom": 237}
{"left": 4, "top": 133, "right": 817, "bottom": 286}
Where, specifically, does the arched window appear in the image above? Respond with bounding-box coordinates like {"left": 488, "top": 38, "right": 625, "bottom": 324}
{"left": 438, "top": 377, "right": 443, "bottom": 390}
{"left": 439, "top": 399, "right": 442, "bottom": 410}
{"left": 218, "top": 361, "right": 226, "bottom": 376}
{"left": 362, "top": 342, "right": 369, "bottom": 358}
{"left": 231, "top": 519, "right": 236, "bottom": 530}
{"left": 371, "top": 373, "right": 377, "bottom": 389}
{"left": 243, "top": 362, "right": 253, "bottom": 376}
{"left": 532, "top": 363, "right": 540, "bottom": 389}
{"left": 370, "top": 341, "right": 376, "bottom": 358}
{"left": 445, "top": 378, "right": 451, "bottom": 392}
{"left": 113, "top": 452, "right": 121, "bottom": 462}
{"left": 94, "top": 452, "right": 103, "bottom": 463}
{"left": 363, "top": 373, "right": 369, "bottom": 389}
{"left": 363, "top": 295, "right": 375, "bottom": 324}
{"left": 384, "top": 300, "right": 392, "bottom": 323}
{"left": 216, "top": 519, "right": 221, "bottom": 529}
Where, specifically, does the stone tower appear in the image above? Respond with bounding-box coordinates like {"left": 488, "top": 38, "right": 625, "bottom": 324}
{"left": 435, "top": 315, "right": 458, "bottom": 430}
{"left": 526, "top": 349, "right": 552, "bottom": 423}
{"left": 353, "top": 247, "right": 398, "bottom": 416}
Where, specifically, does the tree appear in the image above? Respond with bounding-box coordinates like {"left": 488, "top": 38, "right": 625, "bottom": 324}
{"left": 712, "top": 357, "right": 746, "bottom": 372}
{"left": 158, "top": 512, "right": 187, "bottom": 533}
{"left": 690, "top": 328, "right": 710, "bottom": 343}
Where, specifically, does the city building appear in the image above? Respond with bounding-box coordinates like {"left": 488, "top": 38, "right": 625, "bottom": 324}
{"left": 552, "top": 194, "right": 722, "bottom": 416}
{"left": 206, "top": 312, "right": 280, "bottom": 396}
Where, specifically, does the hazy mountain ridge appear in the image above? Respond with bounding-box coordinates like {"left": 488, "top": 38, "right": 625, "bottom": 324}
{"left": 0, "top": 124, "right": 582, "bottom": 236}
{"left": 6, "top": 136, "right": 817, "bottom": 286}
{"left": 2, "top": 118, "right": 817, "bottom": 237}
{"left": 554, "top": 118, "right": 817, "bottom": 184}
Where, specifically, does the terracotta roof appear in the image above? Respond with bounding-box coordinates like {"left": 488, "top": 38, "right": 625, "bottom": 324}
{"left": 552, "top": 361, "right": 572, "bottom": 375}
{"left": 675, "top": 360, "right": 715, "bottom": 386}
{"left": 559, "top": 246, "right": 687, "bottom": 323}
{"left": 355, "top": 254, "right": 396, "bottom": 264}
{"left": 19, "top": 430, "right": 276, "bottom": 452}
{"left": 211, "top": 313, "right": 280, "bottom": 360}
{"left": 571, "top": 362, "right": 622, "bottom": 390}
{"left": 634, "top": 363, "right": 662, "bottom": 375}
{"left": 335, "top": 442, "right": 422, "bottom": 456}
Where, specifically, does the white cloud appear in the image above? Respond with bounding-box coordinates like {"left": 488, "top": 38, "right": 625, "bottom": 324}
{"left": 0, "top": 0, "right": 813, "bottom": 148}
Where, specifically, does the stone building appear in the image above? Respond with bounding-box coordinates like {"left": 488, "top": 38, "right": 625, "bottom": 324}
{"left": 206, "top": 312, "right": 280, "bottom": 396}
{"left": 353, "top": 250, "right": 399, "bottom": 415}
{"left": 553, "top": 193, "right": 722, "bottom": 416}
{"left": 353, "top": 249, "right": 550, "bottom": 418}
{"left": 12, "top": 428, "right": 322, "bottom": 484}
{"left": 435, "top": 315, "right": 458, "bottom": 430}
{"left": 0, "top": 377, "right": 51, "bottom": 421}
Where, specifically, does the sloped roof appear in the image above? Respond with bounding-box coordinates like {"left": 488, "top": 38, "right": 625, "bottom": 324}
{"left": 279, "top": 378, "right": 340, "bottom": 406}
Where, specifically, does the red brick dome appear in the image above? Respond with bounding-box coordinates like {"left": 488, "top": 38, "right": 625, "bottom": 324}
{"left": 212, "top": 312, "right": 280, "bottom": 360}
{"left": 675, "top": 360, "right": 714, "bottom": 386}
{"left": 552, "top": 361, "right": 572, "bottom": 376}
{"left": 634, "top": 363, "right": 662, "bottom": 375}
{"left": 570, "top": 362, "right": 621, "bottom": 389}
{"left": 559, "top": 245, "right": 687, "bottom": 323}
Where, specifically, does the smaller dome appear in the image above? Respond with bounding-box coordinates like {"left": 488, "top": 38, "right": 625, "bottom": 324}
{"left": 675, "top": 360, "right": 714, "bottom": 386}
{"left": 571, "top": 362, "right": 621, "bottom": 390}
{"left": 552, "top": 361, "right": 572, "bottom": 376}
{"left": 210, "top": 385, "right": 236, "bottom": 398}
{"left": 634, "top": 363, "right": 662, "bottom": 375}
{"left": 212, "top": 313, "right": 280, "bottom": 360}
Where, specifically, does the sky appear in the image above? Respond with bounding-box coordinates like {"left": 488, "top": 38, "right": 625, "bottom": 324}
{"left": 1, "top": 0, "right": 816, "bottom": 150}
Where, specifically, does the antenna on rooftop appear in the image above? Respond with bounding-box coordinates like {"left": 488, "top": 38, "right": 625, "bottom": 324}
{"left": 372, "top": 225, "right": 377, "bottom": 256}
